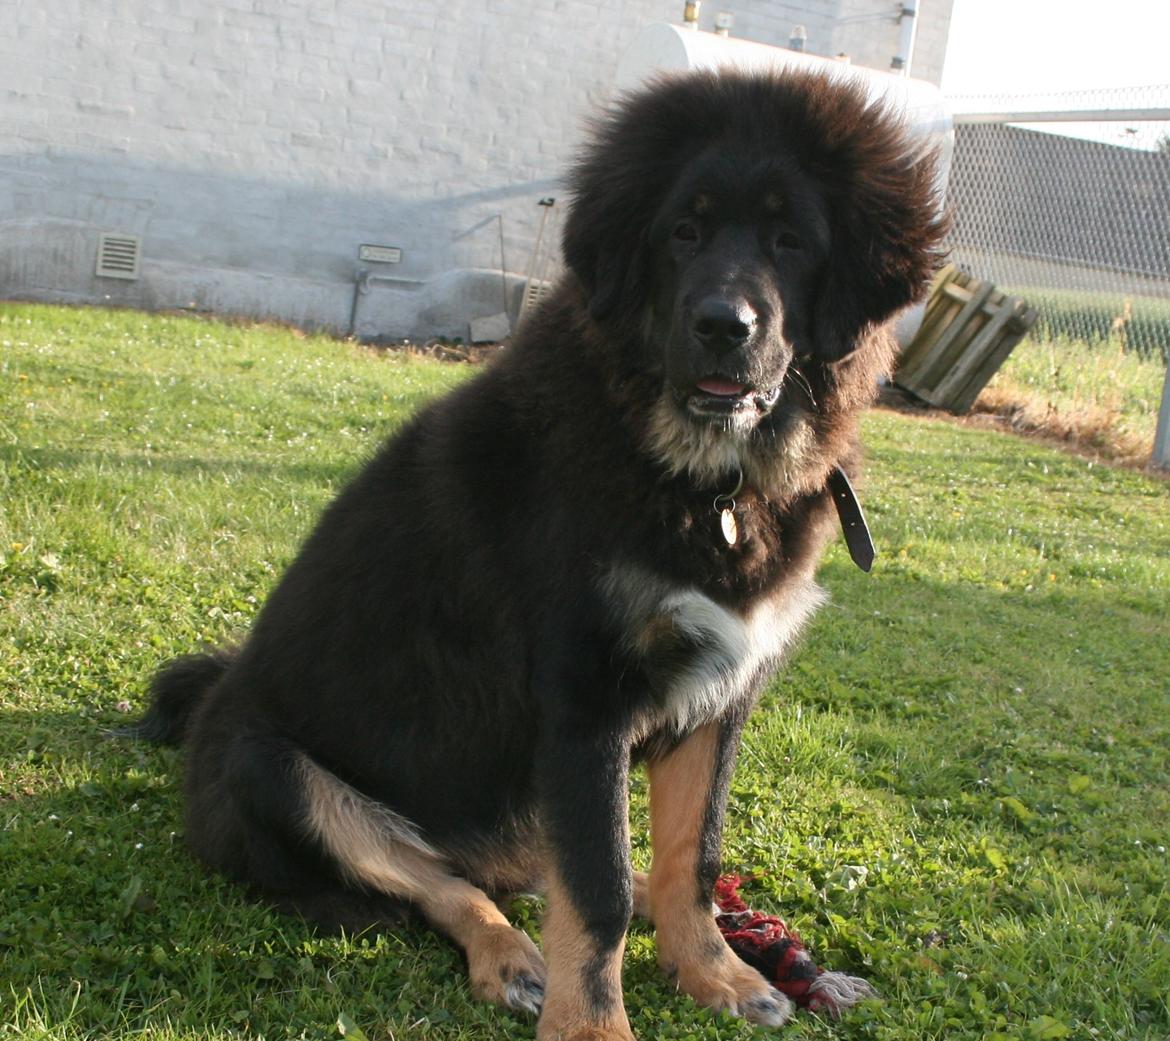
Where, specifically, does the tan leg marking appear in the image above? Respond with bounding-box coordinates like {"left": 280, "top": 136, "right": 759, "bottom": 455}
{"left": 632, "top": 870, "right": 652, "bottom": 921}
{"left": 536, "top": 872, "right": 633, "bottom": 1041}
{"left": 298, "top": 754, "right": 545, "bottom": 1014}
{"left": 424, "top": 877, "right": 547, "bottom": 1014}
{"left": 646, "top": 724, "right": 793, "bottom": 1028}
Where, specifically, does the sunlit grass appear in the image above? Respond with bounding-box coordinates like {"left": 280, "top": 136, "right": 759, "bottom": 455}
{"left": 974, "top": 333, "right": 1167, "bottom": 467}
{"left": 2, "top": 302, "right": 1168, "bottom": 1041}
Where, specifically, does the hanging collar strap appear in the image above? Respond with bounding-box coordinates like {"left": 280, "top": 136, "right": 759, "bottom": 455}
{"left": 827, "top": 467, "right": 875, "bottom": 573}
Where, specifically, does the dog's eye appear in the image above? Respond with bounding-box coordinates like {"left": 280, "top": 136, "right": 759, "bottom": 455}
{"left": 774, "top": 231, "right": 802, "bottom": 251}
{"left": 673, "top": 220, "right": 700, "bottom": 243}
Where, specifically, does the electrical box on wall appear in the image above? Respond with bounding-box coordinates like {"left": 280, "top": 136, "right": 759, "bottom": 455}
{"left": 358, "top": 244, "right": 402, "bottom": 264}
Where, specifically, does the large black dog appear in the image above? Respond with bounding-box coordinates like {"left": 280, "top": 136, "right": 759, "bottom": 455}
{"left": 140, "top": 70, "right": 946, "bottom": 1039}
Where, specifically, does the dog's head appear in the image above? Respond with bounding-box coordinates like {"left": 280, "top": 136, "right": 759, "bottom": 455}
{"left": 562, "top": 70, "right": 948, "bottom": 480}
{"left": 643, "top": 144, "right": 830, "bottom": 437}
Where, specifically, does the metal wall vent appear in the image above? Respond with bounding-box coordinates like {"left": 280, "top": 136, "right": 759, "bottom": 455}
{"left": 518, "top": 278, "right": 553, "bottom": 325}
{"left": 95, "top": 233, "right": 141, "bottom": 280}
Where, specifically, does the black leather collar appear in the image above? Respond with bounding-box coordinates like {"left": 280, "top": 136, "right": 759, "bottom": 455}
{"left": 827, "top": 467, "right": 875, "bottom": 572}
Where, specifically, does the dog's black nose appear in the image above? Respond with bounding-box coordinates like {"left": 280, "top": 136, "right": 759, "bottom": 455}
{"left": 692, "top": 296, "right": 756, "bottom": 354}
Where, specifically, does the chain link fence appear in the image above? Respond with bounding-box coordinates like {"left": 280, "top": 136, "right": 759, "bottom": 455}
{"left": 944, "top": 84, "right": 1170, "bottom": 363}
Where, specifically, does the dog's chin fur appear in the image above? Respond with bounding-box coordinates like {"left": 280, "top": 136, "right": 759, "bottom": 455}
{"left": 646, "top": 391, "right": 819, "bottom": 500}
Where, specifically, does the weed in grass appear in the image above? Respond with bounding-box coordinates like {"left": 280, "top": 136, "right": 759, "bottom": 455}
{"left": 971, "top": 333, "right": 1167, "bottom": 468}
{"left": 2, "top": 303, "right": 1168, "bottom": 1040}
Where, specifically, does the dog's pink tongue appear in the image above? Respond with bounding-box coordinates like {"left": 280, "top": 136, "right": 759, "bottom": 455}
{"left": 697, "top": 378, "right": 746, "bottom": 397}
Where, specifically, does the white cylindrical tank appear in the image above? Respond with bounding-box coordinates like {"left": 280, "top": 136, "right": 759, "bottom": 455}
{"left": 614, "top": 23, "right": 951, "bottom": 162}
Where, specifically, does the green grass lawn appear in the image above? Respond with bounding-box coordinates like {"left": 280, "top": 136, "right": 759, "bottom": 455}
{"left": 2, "top": 303, "right": 1168, "bottom": 1041}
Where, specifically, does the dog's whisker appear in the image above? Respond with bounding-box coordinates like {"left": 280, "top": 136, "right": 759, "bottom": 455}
{"left": 784, "top": 366, "right": 818, "bottom": 409}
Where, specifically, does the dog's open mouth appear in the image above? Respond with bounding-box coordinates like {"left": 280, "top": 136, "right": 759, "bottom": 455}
{"left": 685, "top": 378, "right": 781, "bottom": 422}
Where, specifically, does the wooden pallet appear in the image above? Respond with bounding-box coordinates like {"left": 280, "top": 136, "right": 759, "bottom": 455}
{"left": 895, "top": 265, "right": 1038, "bottom": 414}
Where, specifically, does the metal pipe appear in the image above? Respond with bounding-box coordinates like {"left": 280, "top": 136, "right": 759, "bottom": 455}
{"left": 954, "top": 107, "right": 1170, "bottom": 124}
{"left": 348, "top": 270, "right": 427, "bottom": 338}
{"left": 1154, "top": 360, "right": 1170, "bottom": 469}
{"left": 496, "top": 213, "right": 509, "bottom": 322}
{"left": 891, "top": 4, "right": 917, "bottom": 74}
{"left": 525, "top": 198, "right": 555, "bottom": 286}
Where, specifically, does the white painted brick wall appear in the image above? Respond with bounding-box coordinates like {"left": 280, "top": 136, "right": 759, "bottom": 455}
{"left": 910, "top": 0, "right": 955, "bottom": 86}
{"left": 0, "top": 0, "right": 951, "bottom": 339}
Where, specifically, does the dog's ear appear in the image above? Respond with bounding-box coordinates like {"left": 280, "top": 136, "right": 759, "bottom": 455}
{"left": 562, "top": 77, "right": 708, "bottom": 326}
{"left": 812, "top": 137, "right": 949, "bottom": 362}
{"left": 562, "top": 146, "right": 657, "bottom": 326}
{"left": 562, "top": 204, "right": 649, "bottom": 324}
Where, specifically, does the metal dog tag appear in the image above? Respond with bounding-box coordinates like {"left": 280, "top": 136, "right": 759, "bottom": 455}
{"left": 720, "top": 507, "right": 738, "bottom": 546}
{"left": 714, "top": 472, "right": 744, "bottom": 548}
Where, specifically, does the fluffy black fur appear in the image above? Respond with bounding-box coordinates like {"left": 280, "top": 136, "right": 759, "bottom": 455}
{"left": 140, "top": 69, "right": 946, "bottom": 1037}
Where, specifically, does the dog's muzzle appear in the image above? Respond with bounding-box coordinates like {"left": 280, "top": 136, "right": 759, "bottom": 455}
{"left": 684, "top": 380, "right": 782, "bottom": 423}
{"left": 691, "top": 295, "right": 757, "bottom": 357}
{"left": 665, "top": 291, "right": 788, "bottom": 427}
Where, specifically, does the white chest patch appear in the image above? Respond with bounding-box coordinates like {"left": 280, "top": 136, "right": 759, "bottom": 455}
{"left": 601, "top": 566, "right": 827, "bottom": 736}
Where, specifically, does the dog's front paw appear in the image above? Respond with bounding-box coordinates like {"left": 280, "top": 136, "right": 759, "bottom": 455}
{"left": 466, "top": 923, "right": 547, "bottom": 1015}
{"left": 663, "top": 945, "right": 795, "bottom": 1028}
{"left": 740, "top": 986, "right": 797, "bottom": 1027}
{"left": 538, "top": 1027, "right": 636, "bottom": 1041}
{"left": 535, "top": 983, "right": 635, "bottom": 1041}
{"left": 536, "top": 1004, "right": 635, "bottom": 1041}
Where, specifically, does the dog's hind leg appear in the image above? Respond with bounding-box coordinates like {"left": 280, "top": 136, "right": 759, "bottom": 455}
{"left": 646, "top": 719, "right": 794, "bottom": 1028}
{"left": 296, "top": 754, "right": 547, "bottom": 1016}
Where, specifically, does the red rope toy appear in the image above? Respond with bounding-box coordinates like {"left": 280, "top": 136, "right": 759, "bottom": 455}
{"left": 714, "top": 874, "right": 876, "bottom": 1017}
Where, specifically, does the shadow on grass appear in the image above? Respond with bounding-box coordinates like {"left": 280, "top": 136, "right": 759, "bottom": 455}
{"left": 0, "top": 718, "right": 497, "bottom": 1037}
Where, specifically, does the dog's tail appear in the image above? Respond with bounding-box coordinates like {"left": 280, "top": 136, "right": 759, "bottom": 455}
{"left": 119, "top": 649, "right": 236, "bottom": 746}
